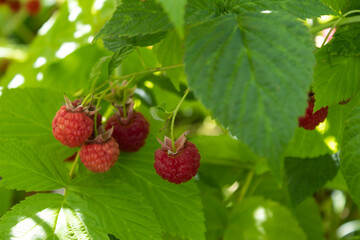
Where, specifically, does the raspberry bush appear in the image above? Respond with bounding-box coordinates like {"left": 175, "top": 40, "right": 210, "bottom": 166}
{"left": 0, "top": 0, "right": 360, "bottom": 239}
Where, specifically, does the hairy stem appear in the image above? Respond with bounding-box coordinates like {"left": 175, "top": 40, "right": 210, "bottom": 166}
{"left": 170, "top": 89, "right": 190, "bottom": 151}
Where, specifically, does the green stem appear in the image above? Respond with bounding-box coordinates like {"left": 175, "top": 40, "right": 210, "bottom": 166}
{"left": 310, "top": 14, "right": 360, "bottom": 34}
{"left": 94, "top": 92, "right": 106, "bottom": 136}
{"left": 94, "top": 64, "right": 184, "bottom": 93}
{"left": 81, "top": 93, "right": 93, "bottom": 106}
{"left": 238, "top": 170, "right": 254, "bottom": 203}
{"left": 136, "top": 47, "right": 148, "bottom": 69}
{"left": 69, "top": 152, "right": 80, "bottom": 180}
{"left": 122, "top": 88, "right": 128, "bottom": 119}
{"left": 170, "top": 89, "right": 190, "bottom": 151}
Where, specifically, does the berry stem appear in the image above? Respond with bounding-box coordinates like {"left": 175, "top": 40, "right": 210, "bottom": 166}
{"left": 122, "top": 87, "right": 128, "bottom": 119}
{"left": 310, "top": 11, "right": 360, "bottom": 34}
{"left": 237, "top": 170, "right": 254, "bottom": 203}
{"left": 170, "top": 88, "right": 190, "bottom": 151}
{"left": 81, "top": 93, "right": 93, "bottom": 106}
{"left": 94, "top": 91, "right": 107, "bottom": 136}
{"left": 69, "top": 152, "right": 80, "bottom": 180}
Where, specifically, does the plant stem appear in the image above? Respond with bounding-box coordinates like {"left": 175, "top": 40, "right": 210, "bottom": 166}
{"left": 69, "top": 152, "right": 80, "bottom": 180}
{"left": 170, "top": 89, "right": 190, "bottom": 151}
{"left": 94, "top": 92, "right": 106, "bottom": 136}
{"left": 238, "top": 170, "right": 254, "bottom": 203}
{"left": 81, "top": 93, "right": 92, "bottom": 106}
{"left": 310, "top": 14, "right": 360, "bottom": 34}
{"left": 112, "top": 64, "right": 184, "bottom": 82}
{"left": 136, "top": 47, "right": 148, "bottom": 69}
{"left": 122, "top": 87, "right": 128, "bottom": 118}
{"left": 94, "top": 64, "right": 184, "bottom": 93}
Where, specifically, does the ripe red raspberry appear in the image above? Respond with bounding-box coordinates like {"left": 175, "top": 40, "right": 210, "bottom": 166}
{"left": 105, "top": 109, "right": 149, "bottom": 152}
{"left": 52, "top": 97, "right": 95, "bottom": 148}
{"left": 7, "top": 0, "right": 20, "bottom": 12}
{"left": 80, "top": 137, "right": 120, "bottom": 173}
{"left": 299, "top": 99, "right": 328, "bottom": 130}
{"left": 154, "top": 131, "right": 200, "bottom": 184}
{"left": 25, "top": 0, "right": 40, "bottom": 15}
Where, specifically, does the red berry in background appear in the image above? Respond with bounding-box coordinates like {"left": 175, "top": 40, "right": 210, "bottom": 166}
{"left": 80, "top": 130, "right": 120, "bottom": 173}
{"left": 25, "top": 0, "right": 40, "bottom": 15}
{"left": 298, "top": 94, "right": 328, "bottom": 130}
{"left": 7, "top": 0, "right": 21, "bottom": 13}
{"left": 52, "top": 97, "right": 95, "bottom": 148}
{"left": 105, "top": 101, "right": 149, "bottom": 152}
{"left": 154, "top": 131, "right": 200, "bottom": 184}
{"left": 0, "top": 0, "right": 7, "bottom": 5}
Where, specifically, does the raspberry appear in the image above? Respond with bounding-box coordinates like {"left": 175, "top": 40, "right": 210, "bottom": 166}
{"left": 105, "top": 111, "right": 149, "bottom": 152}
{"left": 80, "top": 137, "right": 120, "bottom": 173}
{"left": 154, "top": 131, "right": 200, "bottom": 184}
{"left": 25, "top": 0, "right": 40, "bottom": 15}
{"left": 52, "top": 97, "right": 96, "bottom": 148}
{"left": 298, "top": 101, "right": 328, "bottom": 130}
{"left": 7, "top": 0, "right": 20, "bottom": 12}
{"left": 0, "top": 0, "right": 7, "bottom": 5}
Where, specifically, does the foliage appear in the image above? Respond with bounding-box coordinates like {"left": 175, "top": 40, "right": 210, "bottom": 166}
{"left": 0, "top": 0, "right": 360, "bottom": 239}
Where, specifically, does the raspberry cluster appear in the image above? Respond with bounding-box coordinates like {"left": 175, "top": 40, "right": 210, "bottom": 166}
{"left": 52, "top": 95, "right": 200, "bottom": 182}
{"left": 52, "top": 97, "right": 120, "bottom": 173}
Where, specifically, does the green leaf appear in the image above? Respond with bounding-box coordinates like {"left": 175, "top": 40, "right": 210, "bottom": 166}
{"left": 285, "top": 155, "right": 338, "bottom": 206}
{"left": 201, "top": 192, "right": 227, "bottom": 240}
{"left": 313, "top": 24, "right": 360, "bottom": 110}
{"left": 149, "top": 103, "right": 169, "bottom": 121}
{"left": 0, "top": 141, "right": 69, "bottom": 191}
{"left": 185, "top": 13, "right": 315, "bottom": 178}
{"left": 69, "top": 176, "right": 162, "bottom": 240}
{"left": 322, "top": 0, "right": 360, "bottom": 12}
{"left": 113, "top": 137, "right": 206, "bottom": 240}
{"left": 286, "top": 128, "right": 331, "bottom": 158}
{"left": 191, "top": 135, "right": 260, "bottom": 167}
{"left": 108, "top": 45, "right": 135, "bottom": 76}
{"left": 0, "top": 88, "right": 73, "bottom": 155}
{"left": 0, "top": 187, "right": 13, "bottom": 217}
{"left": 89, "top": 56, "right": 112, "bottom": 91}
{"left": 0, "top": 193, "right": 109, "bottom": 239}
{"left": 153, "top": 30, "right": 185, "bottom": 91}
{"left": 41, "top": 45, "right": 109, "bottom": 93}
{"left": 232, "top": 0, "right": 336, "bottom": 19}
{"left": 293, "top": 198, "right": 326, "bottom": 240}
{"left": 327, "top": 23, "right": 360, "bottom": 57}
{"left": 95, "top": 0, "right": 172, "bottom": 41}
{"left": 341, "top": 106, "right": 360, "bottom": 206}
{"left": 224, "top": 197, "right": 306, "bottom": 240}
{"left": 103, "top": 32, "right": 167, "bottom": 52}
{"left": 155, "top": 0, "right": 187, "bottom": 37}
{"left": 185, "top": 0, "right": 217, "bottom": 24}
{"left": 313, "top": 50, "right": 360, "bottom": 110}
